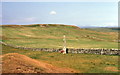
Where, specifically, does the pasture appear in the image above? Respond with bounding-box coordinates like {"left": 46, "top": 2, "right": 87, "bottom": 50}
{"left": 2, "top": 44, "right": 119, "bottom": 73}
{"left": 1, "top": 24, "right": 118, "bottom": 49}
{"left": 1, "top": 24, "right": 119, "bottom": 73}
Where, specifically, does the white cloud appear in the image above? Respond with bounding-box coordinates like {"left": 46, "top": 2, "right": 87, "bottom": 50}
{"left": 24, "top": 17, "right": 36, "bottom": 22}
{"left": 10, "top": 17, "right": 37, "bottom": 23}
{"left": 90, "top": 22, "right": 118, "bottom": 27}
{"left": 103, "top": 22, "right": 118, "bottom": 27}
{"left": 0, "top": 15, "right": 2, "bottom": 24}
{"left": 50, "top": 11, "right": 57, "bottom": 15}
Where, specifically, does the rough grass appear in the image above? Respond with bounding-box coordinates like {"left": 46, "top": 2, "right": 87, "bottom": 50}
{"left": 1, "top": 24, "right": 118, "bottom": 49}
{"left": 2, "top": 44, "right": 118, "bottom": 73}
{"left": 4, "top": 38, "right": 118, "bottom": 49}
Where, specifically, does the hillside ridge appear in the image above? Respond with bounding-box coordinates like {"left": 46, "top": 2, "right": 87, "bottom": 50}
{"left": 0, "top": 24, "right": 80, "bottom": 29}
{"left": 1, "top": 24, "right": 118, "bottom": 48}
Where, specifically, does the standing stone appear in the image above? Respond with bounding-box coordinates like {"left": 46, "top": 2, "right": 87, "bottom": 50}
{"left": 63, "top": 35, "right": 67, "bottom": 54}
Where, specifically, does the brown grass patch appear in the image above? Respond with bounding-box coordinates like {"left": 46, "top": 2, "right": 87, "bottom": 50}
{"left": 2, "top": 53, "right": 78, "bottom": 73}
{"left": 104, "top": 66, "right": 119, "bottom": 72}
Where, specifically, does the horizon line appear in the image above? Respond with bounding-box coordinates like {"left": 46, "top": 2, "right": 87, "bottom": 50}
{"left": 0, "top": 24, "right": 119, "bottom": 28}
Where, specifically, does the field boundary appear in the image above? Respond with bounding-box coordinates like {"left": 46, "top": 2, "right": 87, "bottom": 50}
{"left": 1, "top": 42, "right": 120, "bottom": 55}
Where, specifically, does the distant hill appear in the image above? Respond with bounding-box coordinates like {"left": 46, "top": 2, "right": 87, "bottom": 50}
{"left": 85, "top": 27, "right": 120, "bottom": 32}
{"left": 1, "top": 24, "right": 118, "bottom": 49}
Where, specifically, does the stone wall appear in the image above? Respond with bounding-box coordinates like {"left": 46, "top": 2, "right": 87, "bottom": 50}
{"left": 1, "top": 42, "right": 120, "bottom": 55}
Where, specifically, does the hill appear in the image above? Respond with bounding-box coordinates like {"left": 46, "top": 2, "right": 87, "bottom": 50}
{"left": 85, "top": 27, "right": 120, "bottom": 32}
{"left": 1, "top": 24, "right": 118, "bottom": 49}
{"left": 2, "top": 53, "right": 76, "bottom": 73}
{"left": 2, "top": 44, "right": 119, "bottom": 73}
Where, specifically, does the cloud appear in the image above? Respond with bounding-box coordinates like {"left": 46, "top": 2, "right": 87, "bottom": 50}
{"left": 10, "top": 17, "right": 37, "bottom": 23}
{"left": 0, "top": 15, "right": 2, "bottom": 24}
{"left": 23, "top": 17, "right": 36, "bottom": 22}
{"left": 50, "top": 11, "right": 57, "bottom": 15}
{"left": 103, "top": 22, "right": 118, "bottom": 27}
{"left": 90, "top": 22, "right": 118, "bottom": 27}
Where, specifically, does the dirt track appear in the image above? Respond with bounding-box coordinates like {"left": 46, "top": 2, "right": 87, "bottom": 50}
{"left": 1, "top": 53, "right": 78, "bottom": 73}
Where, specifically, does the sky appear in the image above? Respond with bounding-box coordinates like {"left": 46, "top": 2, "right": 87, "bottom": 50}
{"left": 1, "top": 0, "right": 119, "bottom": 2}
{"left": 1, "top": 2, "right": 118, "bottom": 27}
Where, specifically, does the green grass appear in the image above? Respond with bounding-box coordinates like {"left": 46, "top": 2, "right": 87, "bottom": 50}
{"left": 4, "top": 38, "right": 118, "bottom": 48}
{"left": 1, "top": 25, "right": 119, "bottom": 73}
{"left": 2, "top": 44, "right": 118, "bottom": 73}
{"left": 1, "top": 24, "right": 118, "bottom": 49}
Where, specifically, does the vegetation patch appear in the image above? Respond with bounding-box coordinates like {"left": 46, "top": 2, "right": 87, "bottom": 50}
{"left": 2, "top": 44, "right": 118, "bottom": 73}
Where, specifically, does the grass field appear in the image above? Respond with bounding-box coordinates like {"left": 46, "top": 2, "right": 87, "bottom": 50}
{"left": 1, "top": 24, "right": 119, "bottom": 49}
{"left": 1, "top": 24, "right": 119, "bottom": 73}
{"left": 2, "top": 44, "right": 118, "bottom": 73}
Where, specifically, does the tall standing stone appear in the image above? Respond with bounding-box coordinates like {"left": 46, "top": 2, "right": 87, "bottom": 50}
{"left": 63, "top": 35, "right": 66, "bottom": 54}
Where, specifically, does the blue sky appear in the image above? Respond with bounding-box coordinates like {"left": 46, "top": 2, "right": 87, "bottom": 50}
{"left": 2, "top": 2, "right": 118, "bottom": 27}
